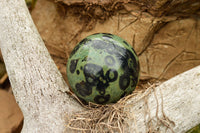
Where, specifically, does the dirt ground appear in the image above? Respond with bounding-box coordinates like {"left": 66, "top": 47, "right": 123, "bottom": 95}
{"left": 31, "top": 0, "right": 200, "bottom": 84}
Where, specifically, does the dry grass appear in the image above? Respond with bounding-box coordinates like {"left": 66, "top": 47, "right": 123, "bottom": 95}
{"left": 66, "top": 82, "right": 175, "bottom": 133}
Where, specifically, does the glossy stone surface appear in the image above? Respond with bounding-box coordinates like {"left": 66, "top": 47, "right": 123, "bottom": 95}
{"left": 67, "top": 33, "right": 140, "bottom": 104}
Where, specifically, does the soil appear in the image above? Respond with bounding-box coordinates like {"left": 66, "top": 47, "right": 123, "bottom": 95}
{"left": 0, "top": 89, "right": 23, "bottom": 133}
{"left": 31, "top": 0, "right": 200, "bottom": 83}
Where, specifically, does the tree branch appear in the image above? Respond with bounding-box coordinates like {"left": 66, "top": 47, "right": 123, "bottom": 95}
{"left": 0, "top": 0, "right": 82, "bottom": 132}
{"left": 126, "top": 65, "right": 200, "bottom": 132}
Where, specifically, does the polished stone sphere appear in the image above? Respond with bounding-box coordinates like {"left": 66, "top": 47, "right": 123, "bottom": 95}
{"left": 67, "top": 33, "right": 140, "bottom": 104}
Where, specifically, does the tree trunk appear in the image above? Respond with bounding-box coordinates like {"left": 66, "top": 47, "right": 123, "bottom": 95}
{"left": 0, "top": 0, "right": 200, "bottom": 132}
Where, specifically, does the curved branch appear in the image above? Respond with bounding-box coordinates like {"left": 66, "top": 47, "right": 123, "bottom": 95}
{"left": 0, "top": 0, "right": 82, "bottom": 132}
{"left": 126, "top": 65, "right": 200, "bottom": 132}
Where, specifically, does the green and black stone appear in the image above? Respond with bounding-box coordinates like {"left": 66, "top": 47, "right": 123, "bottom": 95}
{"left": 67, "top": 33, "right": 140, "bottom": 104}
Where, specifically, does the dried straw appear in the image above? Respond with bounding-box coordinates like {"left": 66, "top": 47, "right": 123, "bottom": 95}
{"left": 66, "top": 82, "right": 175, "bottom": 133}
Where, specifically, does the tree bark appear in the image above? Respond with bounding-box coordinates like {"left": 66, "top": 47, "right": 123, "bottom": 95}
{"left": 0, "top": 0, "right": 82, "bottom": 132}
{"left": 126, "top": 65, "right": 200, "bottom": 132}
{"left": 0, "top": 0, "right": 200, "bottom": 133}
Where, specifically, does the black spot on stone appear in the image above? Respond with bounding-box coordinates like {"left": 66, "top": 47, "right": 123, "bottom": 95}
{"left": 77, "top": 96, "right": 88, "bottom": 105}
{"left": 83, "top": 63, "right": 112, "bottom": 96}
{"left": 128, "top": 55, "right": 139, "bottom": 81}
{"left": 82, "top": 56, "right": 92, "bottom": 62}
{"left": 83, "top": 63, "right": 114, "bottom": 95}
{"left": 82, "top": 57, "right": 87, "bottom": 62}
{"left": 114, "top": 46, "right": 139, "bottom": 86}
{"left": 120, "top": 92, "right": 126, "bottom": 98}
{"left": 94, "top": 94, "right": 110, "bottom": 104}
{"left": 75, "top": 82, "right": 92, "bottom": 97}
{"left": 102, "top": 33, "right": 113, "bottom": 41}
{"left": 123, "top": 40, "right": 129, "bottom": 46}
{"left": 131, "top": 74, "right": 139, "bottom": 88}
{"left": 79, "top": 38, "right": 91, "bottom": 45}
{"left": 70, "top": 38, "right": 92, "bottom": 57}
{"left": 93, "top": 38, "right": 139, "bottom": 89}
{"left": 105, "top": 55, "right": 115, "bottom": 66}
{"left": 79, "top": 38, "right": 87, "bottom": 45}
{"left": 118, "top": 51, "right": 129, "bottom": 70}
{"left": 106, "top": 69, "right": 118, "bottom": 82}
{"left": 70, "top": 45, "right": 81, "bottom": 57}
{"left": 96, "top": 79, "right": 108, "bottom": 95}
{"left": 131, "top": 47, "right": 137, "bottom": 55}
{"left": 102, "top": 33, "right": 114, "bottom": 40}
{"left": 102, "top": 33, "right": 113, "bottom": 36}
{"left": 131, "top": 78, "right": 136, "bottom": 88}
{"left": 84, "top": 63, "right": 103, "bottom": 86}
{"left": 119, "top": 74, "right": 130, "bottom": 90}
{"left": 76, "top": 70, "right": 80, "bottom": 75}
{"left": 99, "top": 41, "right": 139, "bottom": 89}
{"left": 80, "top": 66, "right": 83, "bottom": 70}
{"left": 92, "top": 33, "right": 99, "bottom": 35}
{"left": 102, "top": 36, "right": 112, "bottom": 39}
{"left": 70, "top": 59, "right": 78, "bottom": 73}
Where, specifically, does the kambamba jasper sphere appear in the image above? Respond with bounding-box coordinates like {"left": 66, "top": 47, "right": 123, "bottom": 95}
{"left": 67, "top": 33, "right": 140, "bottom": 104}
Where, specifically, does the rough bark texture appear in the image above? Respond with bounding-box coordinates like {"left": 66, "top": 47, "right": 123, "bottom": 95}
{"left": 126, "top": 65, "right": 200, "bottom": 132}
{"left": 0, "top": 0, "right": 82, "bottom": 132}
